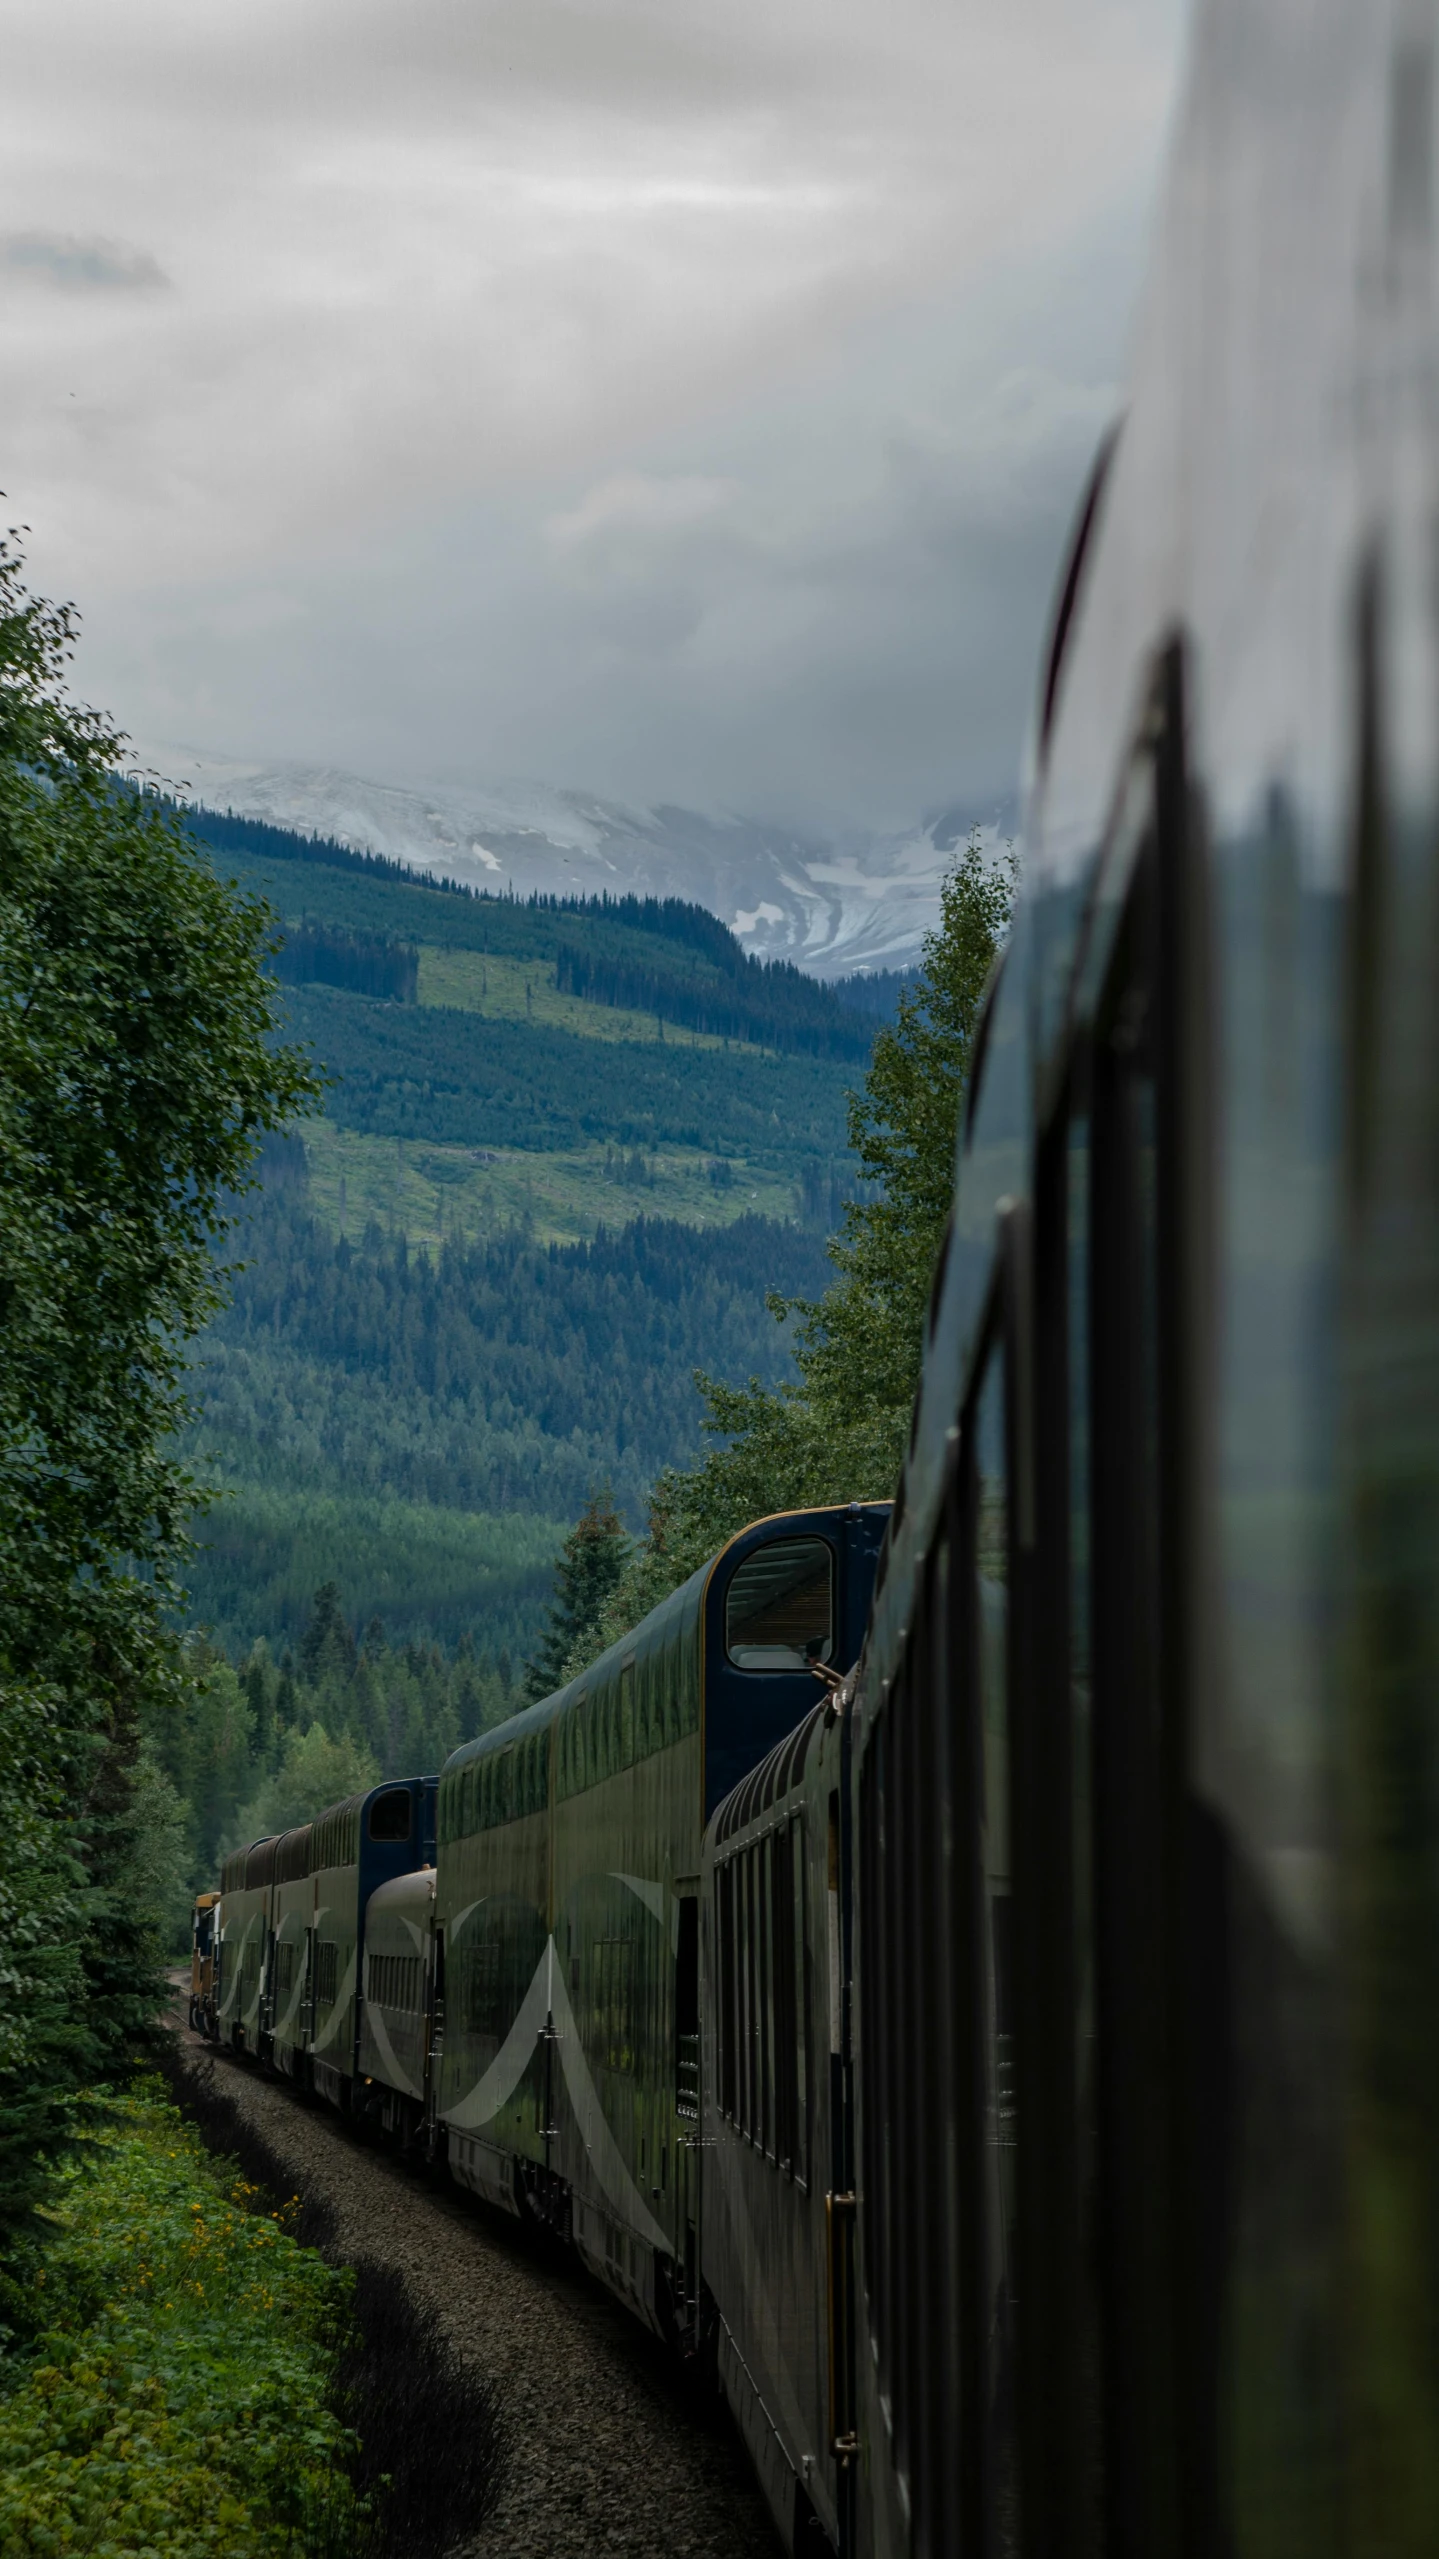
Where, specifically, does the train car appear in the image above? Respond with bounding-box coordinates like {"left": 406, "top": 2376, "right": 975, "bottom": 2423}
{"left": 307, "top": 1777, "right": 436, "bottom": 2107}
{"left": 700, "top": 1695, "right": 853, "bottom": 2557}
{"left": 189, "top": 1890, "right": 220, "bottom": 2036}
{"left": 435, "top": 1692, "right": 554, "bottom": 2218}
{"left": 215, "top": 1836, "right": 274, "bottom": 2051}
{"left": 265, "top": 1823, "right": 314, "bottom": 2080}
{"left": 435, "top": 1502, "right": 888, "bottom": 2339}
{"left": 356, "top": 1865, "right": 437, "bottom": 2141}
{"left": 832, "top": 5, "right": 1439, "bottom": 2554}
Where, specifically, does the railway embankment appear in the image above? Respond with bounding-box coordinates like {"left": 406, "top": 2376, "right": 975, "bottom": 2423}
{"left": 168, "top": 2018, "right": 779, "bottom": 2559}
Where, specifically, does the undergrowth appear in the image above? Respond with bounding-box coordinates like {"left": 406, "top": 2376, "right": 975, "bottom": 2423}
{"left": 160, "top": 2050, "right": 510, "bottom": 2558}
{"left": 0, "top": 2081, "right": 357, "bottom": 2556}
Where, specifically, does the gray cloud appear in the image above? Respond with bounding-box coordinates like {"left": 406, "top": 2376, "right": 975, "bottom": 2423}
{"left": 0, "top": 0, "right": 1187, "bottom": 828}
{"left": 1, "top": 232, "right": 168, "bottom": 291}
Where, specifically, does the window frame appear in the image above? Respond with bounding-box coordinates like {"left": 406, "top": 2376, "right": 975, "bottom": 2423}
{"left": 722, "top": 1535, "right": 838, "bottom": 1675}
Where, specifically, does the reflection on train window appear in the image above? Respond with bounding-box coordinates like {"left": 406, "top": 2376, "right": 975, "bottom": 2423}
{"left": 593, "top": 1937, "right": 634, "bottom": 2073}
{"left": 973, "top": 1347, "right": 1018, "bottom": 2557}
{"left": 725, "top": 1539, "right": 834, "bottom": 1669}
{"left": 458, "top": 1937, "right": 503, "bottom": 2037}
{"left": 366, "top": 1951, "right": 421, "bottom": 2010}
{"left": 714, "top": 1821, "right": 808, "bottom": 2180}
{"left": 1068, "top": 1105, "right": 1104, "bottom": 2535}
{"left": 368, "top": 1789, "right": 412, "bottom": 1843}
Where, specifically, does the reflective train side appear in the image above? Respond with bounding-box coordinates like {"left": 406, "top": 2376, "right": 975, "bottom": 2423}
{"left": 836, "top": 1, "right": 1439, "bottom": 2550}
{"left": 703, "top": 5, "right": 1439, "bottom": 2549}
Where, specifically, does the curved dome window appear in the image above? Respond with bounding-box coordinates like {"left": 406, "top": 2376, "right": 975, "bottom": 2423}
{"left": 725, "top": 1538, "right": 834, "bottom": 1671}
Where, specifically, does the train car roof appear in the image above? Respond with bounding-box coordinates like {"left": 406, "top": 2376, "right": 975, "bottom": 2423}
{"left": 365, "top": 1867, "right": 435, "bottom": 1915}
{"left": 439, "top": 1502, "right": 883, "bottom": 1786}
{"left": 707, "top": 1699, "right": 828, "bottom": 1850}
{"left": 226, "top": 1774, "right": 434, "bottom": 1874}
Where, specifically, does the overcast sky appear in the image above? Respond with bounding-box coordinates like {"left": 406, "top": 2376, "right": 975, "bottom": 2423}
{"left": 1, "top": 0, "right": 1186, "bottom": 829}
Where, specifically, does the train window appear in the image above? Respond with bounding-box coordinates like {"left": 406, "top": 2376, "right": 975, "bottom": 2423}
{"left": 733, "top": 1854, "right": 748, "bottom": 2133}
{"left": 743, "top": 1849, "right": 759, "bottom": 2141}
{"left": 771, "top": 1819, "right": 800, "bottom": 2176}
{"left": 972, "top": 1343, "right": 1019, "bottom": 2557}
{"left": 759, "top": 1841, "right": 773, "bottom": 2155}
{"left": 1084, "top": 830, "right": 1191, "bottom": 2550}
{"left": 718, "top": 1860, "right": 737, "bottom": 2119}
{"left": 725, "top": 1538, "right": 834, "bottom": 1670}
{"left": 369, "top": 1789, "right": 411, "bottom": 1843}
{"left": 788, "top": 1822, "right": 798, "bottom": 2180}
{"left": 675, "top": 1894, "right": 699, "bottom": 2121}
{"left": 594, "top": 1937, "right": 634, "bottom": 2072}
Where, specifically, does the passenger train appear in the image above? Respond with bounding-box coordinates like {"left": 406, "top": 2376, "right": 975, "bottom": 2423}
{"left": 193, "top": 6, "right": 1439, "bottom": 2551}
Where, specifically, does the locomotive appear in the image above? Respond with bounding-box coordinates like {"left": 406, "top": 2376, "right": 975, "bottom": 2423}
{"left": 196, "top": 1, "right": 1439, "bottom": 2548}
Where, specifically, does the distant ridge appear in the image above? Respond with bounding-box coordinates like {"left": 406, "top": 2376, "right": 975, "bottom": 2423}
{"left": 131, "top": 741, "right": 1007, "bottom": 975}
{"left": 180, "top": 794, "right": 896, "bottom": 1057}
{"left": 148, "top": 792, "right": 478, "bottom": 898}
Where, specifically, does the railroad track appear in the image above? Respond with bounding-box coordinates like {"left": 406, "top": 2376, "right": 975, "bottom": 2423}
{"left": 168, "top": 2017, "right": 779, "bottom": 2559}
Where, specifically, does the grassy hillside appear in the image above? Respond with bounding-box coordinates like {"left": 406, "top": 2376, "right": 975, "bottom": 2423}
{"left": 300, "top": 1122, "right": 807, "bottom": 1253}
{"left": 415, "top": 943, "right": 733, "bottom": 1048}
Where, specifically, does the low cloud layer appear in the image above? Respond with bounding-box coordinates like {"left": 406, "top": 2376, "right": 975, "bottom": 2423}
{"left": 1, "top": 233, "right": 169, "bottom": 292}
{"left": 0, "top": 0, "right": 1186, "bottom": 826}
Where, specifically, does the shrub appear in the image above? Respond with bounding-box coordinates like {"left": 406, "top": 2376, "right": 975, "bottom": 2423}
{"left": 159, "top": 2054, "right": 511, "bottom": 2557}
{"left": 0, "top": 2084, "right": 356, "bottom": 2556}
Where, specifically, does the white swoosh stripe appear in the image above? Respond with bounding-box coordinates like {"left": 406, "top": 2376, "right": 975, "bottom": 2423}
{"left": 548, "top": 1945, "right": 669, "bottom": 2251}
{"left": 611, "top": 1872, "right": 666, "bottom": 1926}
{"left": 311, "top": 1950, "right": 356, "bottom": 2054}
{"left": 365, "top": 1999, "right": 420, "bottom": 2098}
{"left": 443, "top": 1946, "right": 550, "bottom": 2129}
{"left": 444, "top": 1937, "right": 668, "bottom": 2253}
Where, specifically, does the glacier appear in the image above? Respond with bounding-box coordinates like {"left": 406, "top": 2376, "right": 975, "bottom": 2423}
{"left": 129, "top": 741, "right": 1014, "bottom": 979}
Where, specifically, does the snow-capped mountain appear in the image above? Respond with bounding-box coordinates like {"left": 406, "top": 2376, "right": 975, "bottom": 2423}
{"left": 131, "top": 742, "right": 1012, "bottom": 977}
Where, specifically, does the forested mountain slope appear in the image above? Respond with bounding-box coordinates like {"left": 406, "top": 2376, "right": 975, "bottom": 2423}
{"left": 179, "top": 808, "right": 854, "bottom": 1667}
{"left": 185, "top": 1181, "right": 830, "bottom": 1651}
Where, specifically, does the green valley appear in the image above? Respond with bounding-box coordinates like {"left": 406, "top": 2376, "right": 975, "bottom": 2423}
{"left": 177, "top": 803, "right": 871, "bottom": 1680}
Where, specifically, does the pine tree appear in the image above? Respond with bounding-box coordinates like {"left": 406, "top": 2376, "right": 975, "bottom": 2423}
{"left": 0, "top": 532, "right": 316, "bottom": 2234}
{"left": 524, "top": 1493, "right": 631, "bottom": 1702}
{"left": 588, "top": 833, "right": 1016, "bottom": 1649}
{"left": 298, "top": 1582, "right": 357, "bottom": 1685}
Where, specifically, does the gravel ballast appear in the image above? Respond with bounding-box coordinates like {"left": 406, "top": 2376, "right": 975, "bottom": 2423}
{"left": 169, "top": 2023, "right": 780, "bottom": 2559}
